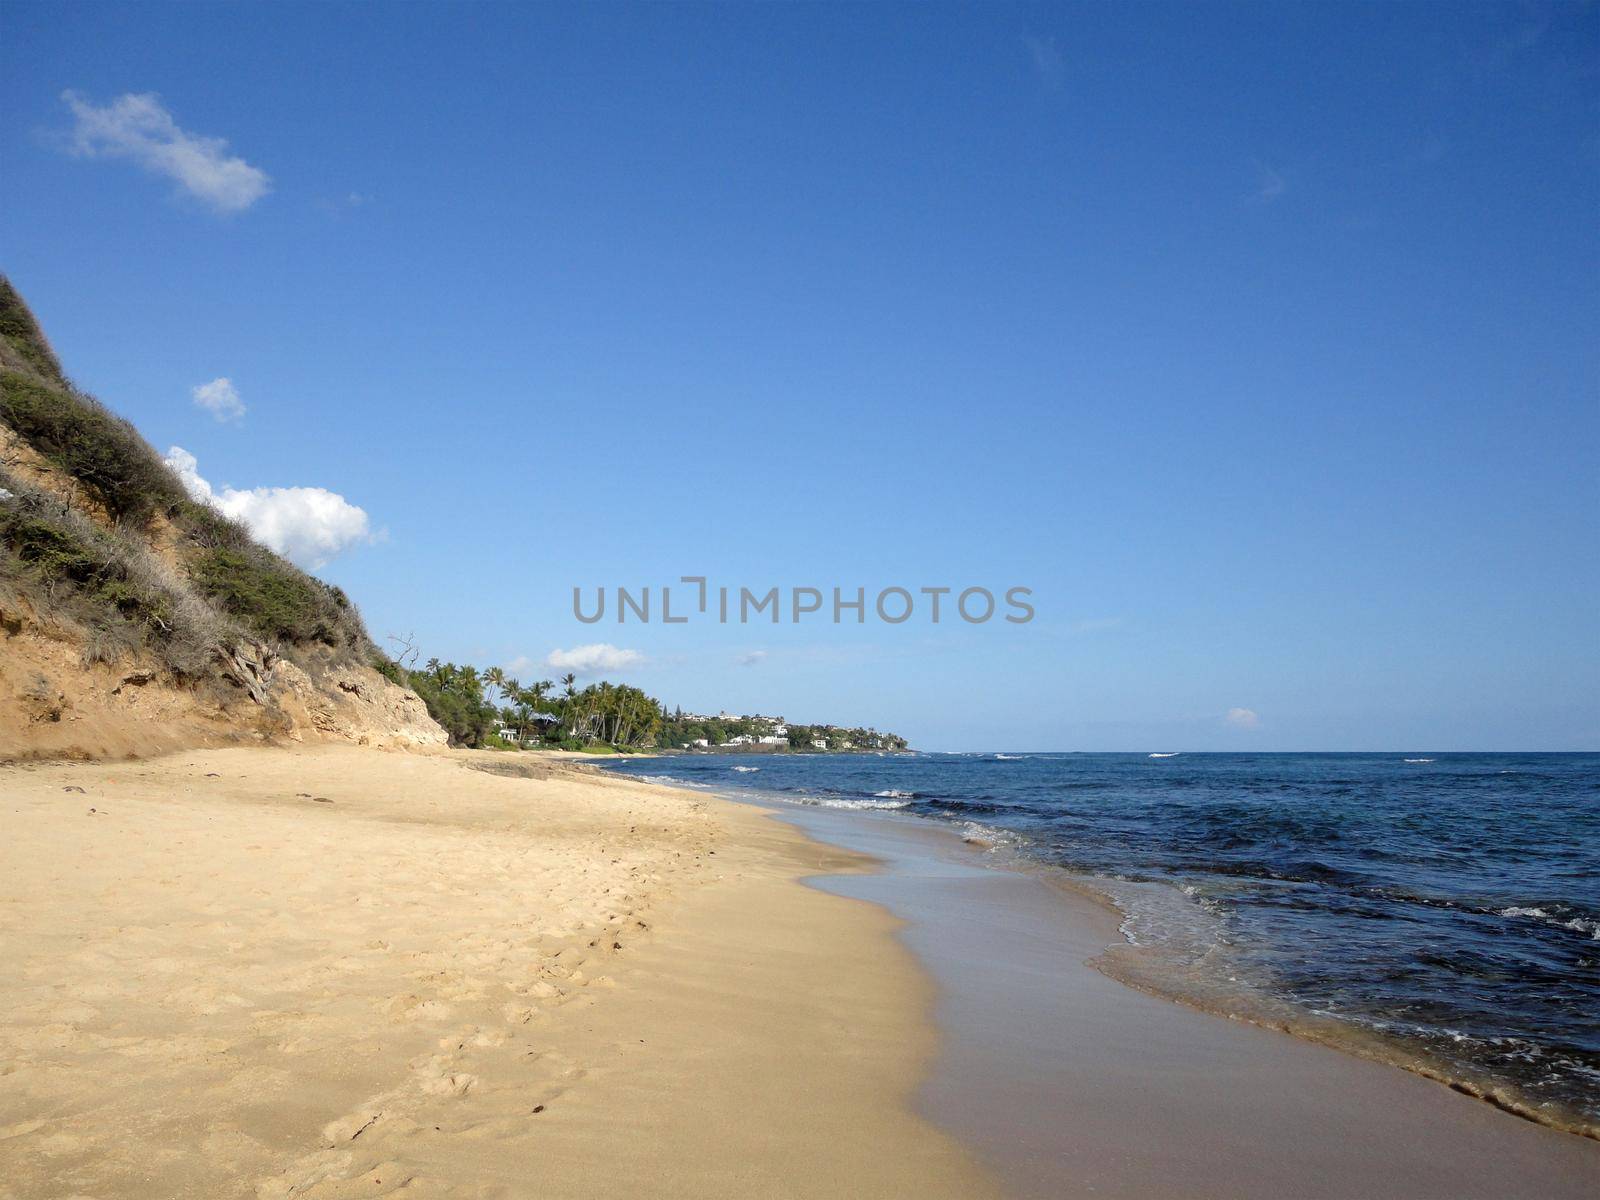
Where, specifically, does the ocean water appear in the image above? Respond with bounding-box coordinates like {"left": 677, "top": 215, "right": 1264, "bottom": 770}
{"left": 602, "top": 751, "right": 1600, "bottom": 1131}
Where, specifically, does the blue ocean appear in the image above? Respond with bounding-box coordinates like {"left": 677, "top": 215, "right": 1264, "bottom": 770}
{"left": 602, "top": 751, "right": 1600, "bottom": 1131}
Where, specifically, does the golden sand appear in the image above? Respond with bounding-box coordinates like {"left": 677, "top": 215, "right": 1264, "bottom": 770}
{"left": 0, "top": 746, "right": 996, "bottom": 1199}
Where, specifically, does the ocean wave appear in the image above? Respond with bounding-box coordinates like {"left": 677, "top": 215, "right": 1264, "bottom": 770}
{"left": 1149, "top": 752, "right": 1181, "bottom": 758}
{"left": 598, "top": 750, "right": 1600, "bottom": 1130}
{"left": 731, "top": 765, "right": 760, "bottom": 773}
{"left": 790, "top": 794, "right": 912, "bottom": 811}
{"left": 1099, "top": 877, "right": 1226, "bottom": 964}
{"left": 1404, "top": 758, "right": 1436, "bottom": 763}
{"left": 922, "top": 796, "right": 1005, "bottom": 816}
{"left": 1498, "top": 905, "right": 1600, "bottom": 939}
{"left": 955, "top": 820, "right": 1024, "bottom": 851}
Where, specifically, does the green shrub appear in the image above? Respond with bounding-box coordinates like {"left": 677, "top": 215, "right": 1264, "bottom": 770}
{"left": 174, "top": 504, "right": 371, "bottom": 652}
{"left": 0, "top": 278, "right": 404, "bottom": 708}
{"left": 0, "top": 371, "right": 187, "bottom": 525}
{"left": 0, "top": 473, "right": 220, "bottom": 676}
{"left": 401, "top": 659, "right": 498, "bottom": 747}
{"left": 0, "top": 276, "right": 65, "bottom": 384}
{"left": 190, "top": 547, "right": 344, "bottom": 646}
{"left": 177, "top": 500, "right": 256, "bottom": 552}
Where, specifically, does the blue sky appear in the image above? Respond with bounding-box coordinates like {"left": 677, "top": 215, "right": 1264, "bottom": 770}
{"left": 2, "top": 1, "right": 1596, "bottom": 750}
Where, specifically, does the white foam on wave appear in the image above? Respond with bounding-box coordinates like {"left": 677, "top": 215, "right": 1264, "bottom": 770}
{"left": 796, "top": 795, "right": 913, "bottom": 811}
{"left": 635, "top": 774, "right": 711, "bottom": 789}
{"left": 1100, "top": 877, "right": 1226, "bottom": 964}
{"left": 955, "top": 820, "right": 1024, "bottom": 851}
{"left": 873, "top": 789, "right": 915, "bottom": 799}
{"left": 731, "top": 765, "right": 760, "bottom": 773}
{"left": 993, "top": 753, "right": 1026, "bottom": 761}
{"left": 1499, "top": 906, "right": 1600, "bottom": 939}
{"left": 1403, "top": 757, "right": 1435, "bottom": 763}
{"left": 1149, "top": 752, "right": 1181, "bottom": 758}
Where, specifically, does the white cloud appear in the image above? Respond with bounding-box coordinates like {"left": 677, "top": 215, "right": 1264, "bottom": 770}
{"left": 1026, "top": 36, "right": 1066, "bottom": 90}
{"left": 61, "top": 91, "right": 271, "bottom": 213}
{"left": 1226, "top": 707, "right": 1261, "bottom": 729}
{"left": 737, "top": 650, "right": 768, "bottom": 667}
{"left": 1253, "top": 162, "right": 1287, "bottom": 204}
{"left": 164, "top": 446, "right": 372, "bottom": 568}
{"left": 544, "top": 643, "right": 646, "bottom": 675}
{"left": 316, "top": 191, "right": 371, "bottom": 217}
{"left": 191, "top": 377, "right": 245, "bottom": 422}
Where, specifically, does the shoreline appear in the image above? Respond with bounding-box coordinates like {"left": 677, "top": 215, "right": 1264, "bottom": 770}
{"left": 0, "top": 744, "right": 995, "bottom": 1198}
{"left": 612, "top": 755, "right": 1598, "bottom": 1142}
{"left": 747, "top": 793, "right": 1600, "bottom": 1199}
{"left": 987, "top": 844, "right": 1600, "bottom": 1142}
{"left": 5, "top": 742, "right": 1595, "bottom": 1197}
{"left": 1074, "top": 866, "right": 1600, "bottom": 1142}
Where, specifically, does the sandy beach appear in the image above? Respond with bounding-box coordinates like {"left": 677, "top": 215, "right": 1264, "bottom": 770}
{"left": 0, "top": 746, "right": 994, "bottom": 1199}
{"left": 4, "top": 745, "right": 1597, "bottom": 1199}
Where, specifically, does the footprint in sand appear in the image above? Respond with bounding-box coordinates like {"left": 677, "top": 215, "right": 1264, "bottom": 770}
{"left": 384, "top": 994, "right": 451, "bottom": 1022}
{"left": 411, "top": 1055, "right": 477, "bottom": 1097}
{"left": 256, "top": 1154, "right": 414, "bottom": 1199}
{"left": 321, "top": 1108, "right": 388, "bottom": 1146}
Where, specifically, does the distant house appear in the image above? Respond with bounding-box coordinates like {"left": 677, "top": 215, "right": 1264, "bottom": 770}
{"left": 757, "top": 735, "right": 786, "bottom": 745}
{"left": 811, "top": 738, "right": 827, "bottom": 750}
{"left": 722, "top": 734, "right": 754, "bottom": 746}
{"left": 496, "top": 713, "right": 562, "bottom": 746}
{"left": 771, "top": 724, "right": 788, "bottom": 738}
{"left": 691, "top": 738, "right": 710, "bottom": 748}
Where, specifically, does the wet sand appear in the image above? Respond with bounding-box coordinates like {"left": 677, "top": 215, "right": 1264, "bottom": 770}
{"left": 776, "top": 802, "right": 1600, "bottom": 1200}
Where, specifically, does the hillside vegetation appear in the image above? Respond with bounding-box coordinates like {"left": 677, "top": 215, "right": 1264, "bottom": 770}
{"left": 0, "top": 276, "right": 443, "bottom": 757}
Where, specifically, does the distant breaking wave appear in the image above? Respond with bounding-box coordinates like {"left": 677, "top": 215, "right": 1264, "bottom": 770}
{"left": 1404, "top": 758, "right": 1435, "bottom": 763}
{"left": 731, "top": 765, "right": 760, "bottom": 773}
{"left": 1149, "top": 752, "right": 1181, "bottom": 758}
{"left": 797, "top": 794, "right": 912, "bottom": 811}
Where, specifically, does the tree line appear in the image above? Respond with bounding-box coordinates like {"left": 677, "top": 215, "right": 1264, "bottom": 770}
{"left": 376, "top": 651, "right": 905, "bottom": 753}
